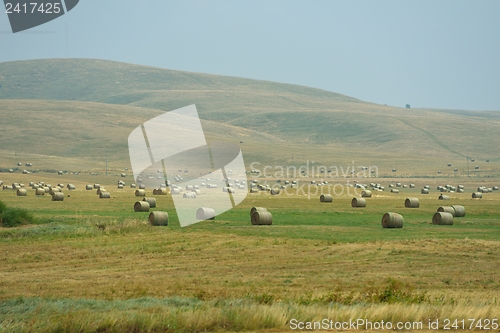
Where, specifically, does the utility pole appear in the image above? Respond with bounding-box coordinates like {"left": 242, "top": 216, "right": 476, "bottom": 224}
{"left": 466, "top": 154, "right": 469, "bottom": 178}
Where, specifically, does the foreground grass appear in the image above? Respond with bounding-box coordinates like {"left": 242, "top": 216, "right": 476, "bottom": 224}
{"left": 1, "top": 296, "right": 499, "bottom": 333}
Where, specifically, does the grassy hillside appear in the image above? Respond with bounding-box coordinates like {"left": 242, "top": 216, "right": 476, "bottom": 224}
{"left": 0, "top": 58, "right": 499, "bottom": 176}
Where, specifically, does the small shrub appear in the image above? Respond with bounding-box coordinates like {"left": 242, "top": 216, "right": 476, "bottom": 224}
{"left": 0, "top": 201, "right": 6, "bottom": 214}
{"left": 0, "top": 207, "right": 34, "bottom": 227}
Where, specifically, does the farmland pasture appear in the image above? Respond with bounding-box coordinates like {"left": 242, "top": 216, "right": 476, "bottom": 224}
{"left": 1, "top": 58, "right": 499, "bottom": 332}
{"left": 0, "top": 172, "right": 499, "bottom": 332}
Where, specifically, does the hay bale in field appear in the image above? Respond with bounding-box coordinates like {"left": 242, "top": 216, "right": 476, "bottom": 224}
{"left": 405, "top": 197, "right": 420, "bottom": 208}
{"left": 270, "top": 188, "right": 280, "bottom": 195}
{"left": 183, "top": 192, "right": 197, "bottom": 199}
{"left": 135, "top": 189, "right": 146, "bottom": 197}
{"left": 156, "top": 187, "right": 167, "bottom": 195}
{"left": 139, "top": 184, "right": 146, "bottom": 190}
{"left": 96, "top": 188, "right": 107, "bottom": 196}
{"left": 472, "top": 192, "right": 482, "bottom": 199}
{"left": 17, "top": 189, "right": 27, "bottom": 196}
{"left": 193, "top": 189, "right": 201, "bottom": 195}
{"left": 171, "top": 188, "right": 180, "bottom": 195}
{"left": 117, "top": 184, "right": 124, "bottom": 189}
{"left": 456, "top": 188, "right": 464, "bottom": 193}
{"left": 320, "top": 194, "right": 333, "bottom": 202}
{"left": 43, "top": 187, "right": 50, "bottom": 193}
{"left": 93, "top": 184, "right": 100, "bottom": 189}
{"left": 35, "top": 188, "right": 45, "bottom": 196}
{"left": 196, "top": 207, "right": 216, "bottom": 220}
{"left": 492, "top": 186, "right": 498, "bottom": 191}
{"left": 438, "top": 194, "right": 450, "bottom": 200}
{"left": 250, "top": 207, "right": 268, "bottom": 216}
{"left": 250, "top": 188, "right": 258, "bottom": 193}
{"left": 251, "top": 211, "right": 273, "bottom": 225}
{"left": 438, "top": 206, "right": 455, "bottom": 216}
{"left": 351, "top": 197, "right": 367, "bottom": 208}
{"left": 452, "top": 205, "right": 466, "bottom": 218}
{"left": 130, "top": 184, "right": 137, "bottom": 188}
{"left": 390, "top": 189, "right": 399, "bottom": 193}
{"left": 86, "top": 185, "right": 93, "bottom": 190}
{"left": 52, "top": 192, "right": 64, "bottom": 201}
{"left": 67, "top": 184, "right": 76, "bottom": 190}
{"left": 421, "top": 188, "right": 430, "bottom": 194}
{"left": 149, "top": 211, "right": 169, "bottom": 226}
{"left": 361, "top": 190, "right": 372, "bottom": 198}
{"left": 381, "top": 212, "right": 404, "bottom": 228}
{"left": 433, "top": 212, "right": 454, "bottom": 225}
{"left": 134, "top": 201, "right": 150, "bottom": 212}
{"left": 99, "top": 192, "right": 111, "bottom": 199}
{"left": 49, "top": 187, "right": 61, "bottom": 195}
{"left": 185, "top": 185, "right": 194, "bottom": 191}
{"left": 409, "top": 184, "right": 415, "bottom": 189}
{"left": 143, "top": 197, "right": 157, "bottom": 208}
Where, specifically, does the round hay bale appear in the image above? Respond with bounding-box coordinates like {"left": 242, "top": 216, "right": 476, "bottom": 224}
{"left": 134, "top": 201, "right": 150, "bottom": 212}
{"left": 171, "top": 188, "right": 180, "bottom": 195}
{"left": 52, "top": 192, "right": 64, "bottom": 201}
{"left": 493, "top": 186, "right": 499, "bottom": 191}
{"left": 99, "top": 192, "right": 111, "bottom": 199}
{"left": 270, "top": 188, "right": 280, "bottom": 195}
{"left": 183, "top": 192, "right": 197, "bottom": 199}
{"left": 67, "top": 184, "right": 76, "bottom": 190}
{"left": 361, "top": 190, "right": 372, "bottom": 198}
{"left": 43, "top": 187, "right": 50, "bottom": 193}
{"left": 196, "top": 207, "right": 216, "bottom": 220}
{"left": 250, "top": 188, "right": 258, "bottom": 193}
{"left": 86, "top": 185, "right": 93, "bottom": 190}
{"left": 49, "top": 187, "right": 61, "bottom": 195}
{"left": 433, "top": 212, "right": 454, "bottom": 225}
{"left": 193, "top": 189, "right": 201, "bottom": 195}
{"left": 320, "top": 194, "right": 333, "bottom": 202}
{"left": 472, "top": 192, "right": 482, "bottom": 199}
{"left": 17, "top": 188, "right": 27, "bottom": 196}
{"left": 96, "top": 188, "right": 106, "bottom": 196}
{"left": 118, "top": 184, "right": 124, "bottom": 189}
{"left": 93, "top": 184, "right": 100, "bottom": 189}
{"left": 139, "top": 184, "right": 146, "bottom": 190}
{"left": 438, "top": 194, "right": 450, "bottom": 200}
{"left": 149, "top": 211, "right": 169, "bottom": 226}
{"left": 130, "top": 184, "right": 137, "bottom": 188}
{"left": 251, "top": 211, "right": 273, "bottom": 225}
{"left": 381, "top": 212, "right": 404, "bottom": 228}
{"left": 438, "top": 206, "right": 455, "bottom": 216}
{"left": 250, "top": 207, "right": 267, "bottom": 216}
{"left": 391, "top": 189, "right": 399, "bottom": 193}
{"left": 35, "top": 188, "right": 45, "bottom": 196}
{"left": 421, "top": 188, "right": 430, "bottom": 194}
{"left": 143, "top": 197, "right": 157, "bottom": 208}
{"left": 135, "top": 189, "right": 146, "bottom": 197}
{"left": 452, "top": 205, "right": 466, "bottom": 218}
{"left": 405, "top": 197, "right": 420, "bottom": 208}
{"left": 351, "top": 197, "right": 367, "bottom": 208}
{"left": 409, "top": 184, "right": 415, "bottom": 188}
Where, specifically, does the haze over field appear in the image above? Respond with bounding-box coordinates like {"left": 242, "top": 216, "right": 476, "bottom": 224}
{"left": 0, "top": 59, "right": 499, "bottom": 177}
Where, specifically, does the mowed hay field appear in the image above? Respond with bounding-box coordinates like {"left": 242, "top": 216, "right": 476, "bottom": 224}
{"left": 1, "top": 172, "right": 499, "bottom": 332}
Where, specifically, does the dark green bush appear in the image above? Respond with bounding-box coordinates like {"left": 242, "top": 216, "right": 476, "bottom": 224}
{"left": 0, "top": 200, "right": 7, "bottom": 214}
{"left": 0, "top": 207, "right": 34, "bottom": 227}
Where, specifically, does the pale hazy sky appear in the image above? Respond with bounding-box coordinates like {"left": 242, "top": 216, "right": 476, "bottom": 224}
{"left": 1, "top": 0, "right": 499, "bottom": 110}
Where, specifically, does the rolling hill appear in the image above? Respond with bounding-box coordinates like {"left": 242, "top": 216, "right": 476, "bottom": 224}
{"left": 0, "top": 58, "right": 499, "bottom": 177}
